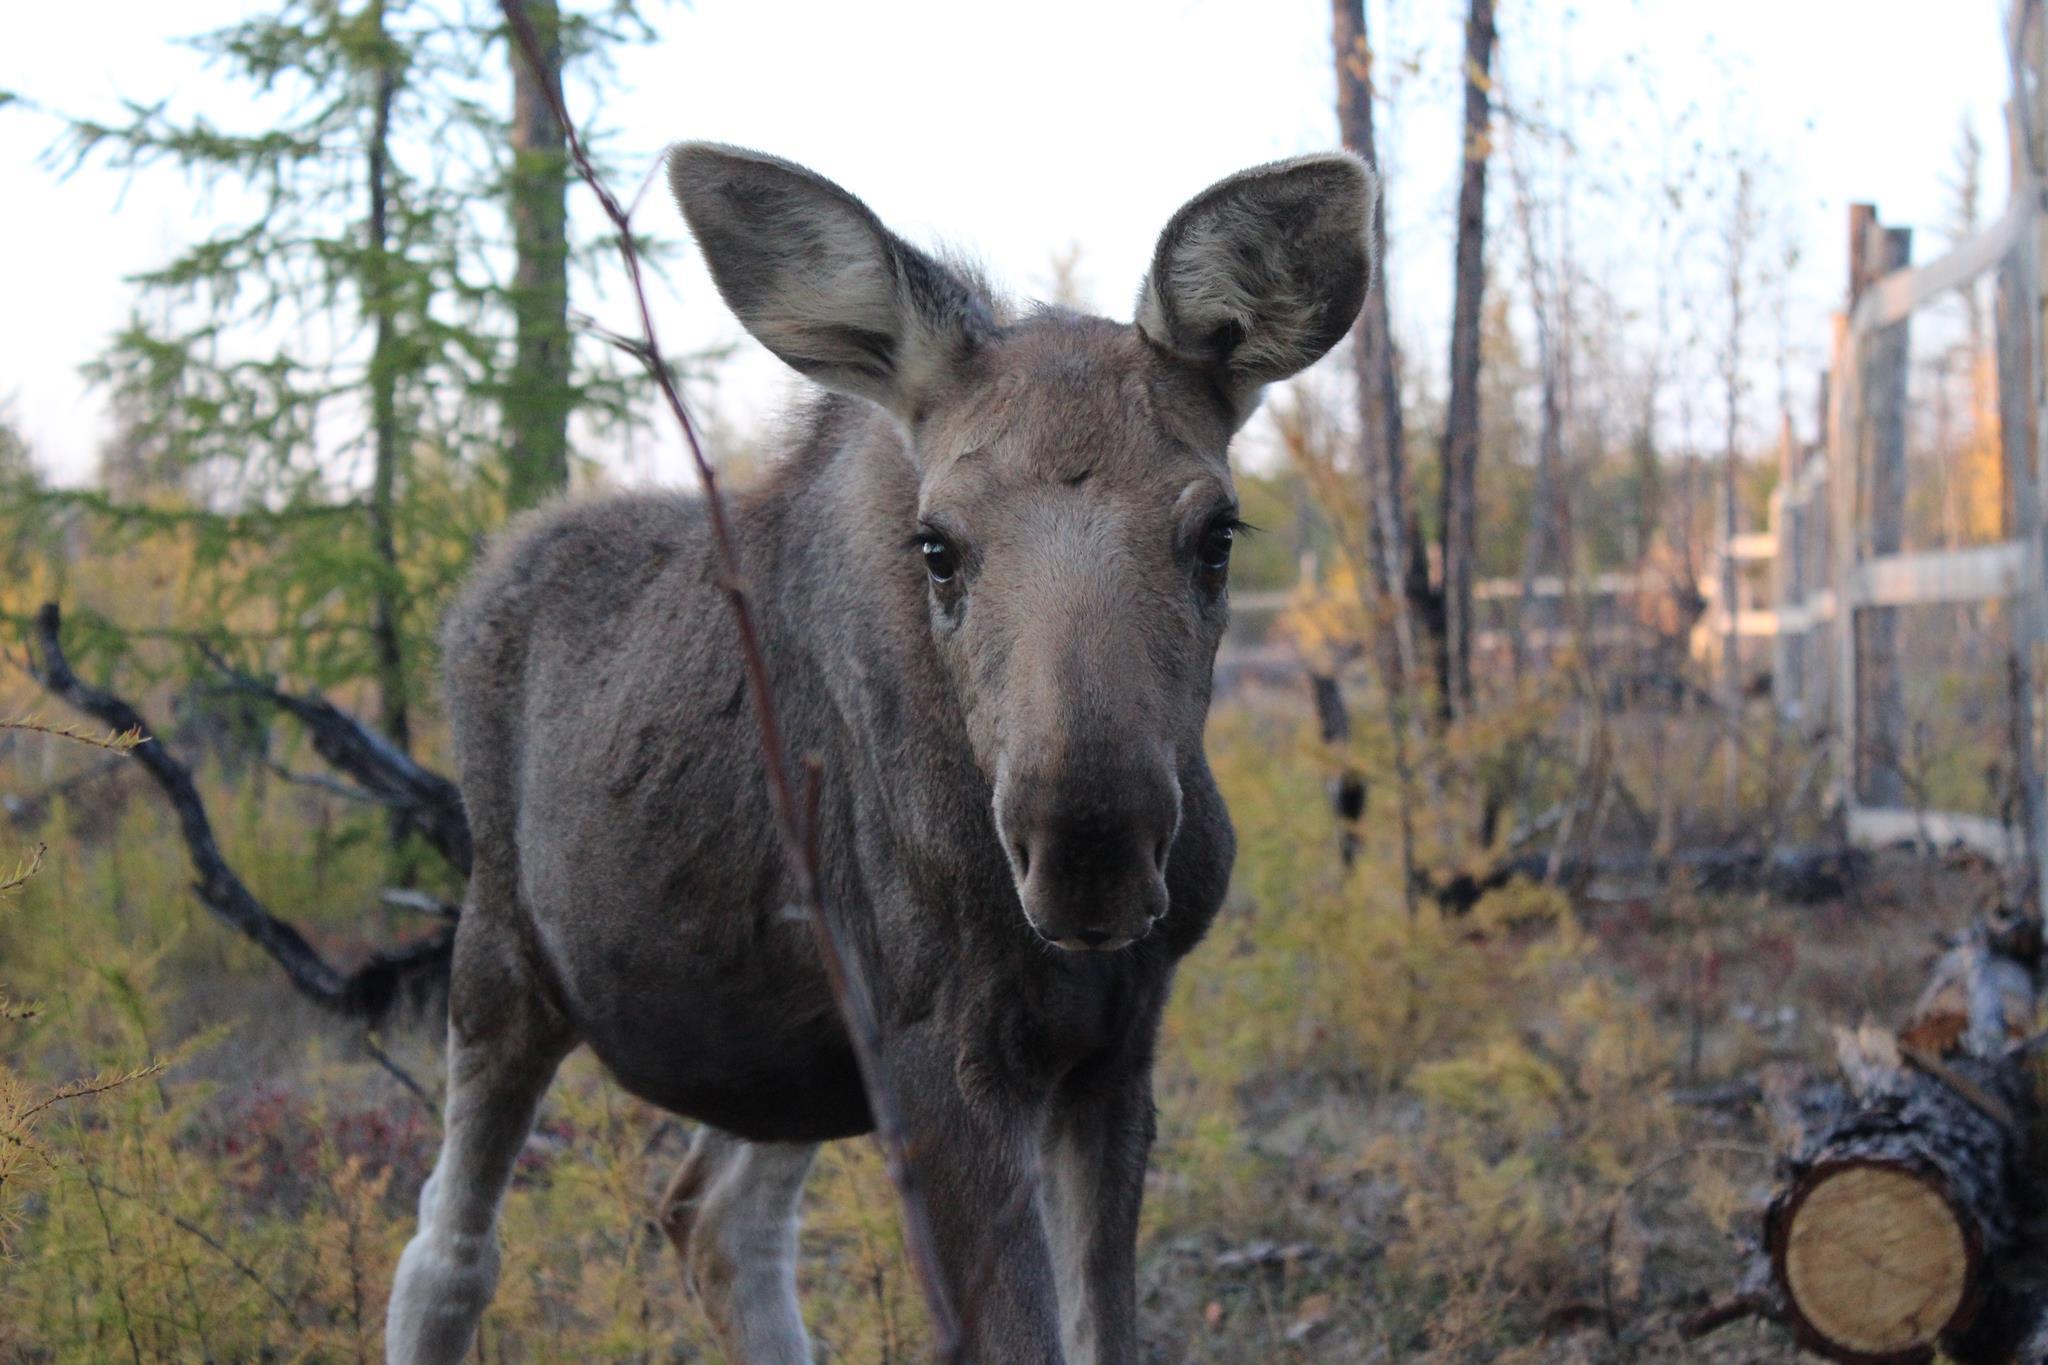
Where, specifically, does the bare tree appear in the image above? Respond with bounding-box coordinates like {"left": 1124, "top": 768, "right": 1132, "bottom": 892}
{"left": 1502, "top": 84, "right": 1569, "bottom": 681}
{"left": 1332, "top": 0, "right": 1419, "bottom": 661}
{"left": 1438, "top": 0, "right": 1498, "bottom": 717}
{"left": 1718, "top": 167, "right": 1755, "bottom": 821}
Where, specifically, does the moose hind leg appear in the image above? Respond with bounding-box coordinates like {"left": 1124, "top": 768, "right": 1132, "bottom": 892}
{"left": 659, "top": 1128, "right": 819, "bottom": 1364}
{"left": 386, "top": 915, "right": 571, "bottom": 1365}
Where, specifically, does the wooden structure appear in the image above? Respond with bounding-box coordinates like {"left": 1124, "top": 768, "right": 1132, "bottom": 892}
{"left": 1770, "top": 0, "right": 2048, "bottom": 891}
{"left": 1761, "top": 914, "right": 2042, "bottom": 1361}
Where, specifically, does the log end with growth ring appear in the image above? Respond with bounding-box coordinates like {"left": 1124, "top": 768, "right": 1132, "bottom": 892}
{"left": 1771, "top": 1157, "right": 1982, "bottom": 1362}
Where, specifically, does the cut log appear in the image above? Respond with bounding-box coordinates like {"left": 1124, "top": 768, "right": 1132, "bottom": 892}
{"left": 1759, "top": 915, "right": 2041, "bottom": 1363}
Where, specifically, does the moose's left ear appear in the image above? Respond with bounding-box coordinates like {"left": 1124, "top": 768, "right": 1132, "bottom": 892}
{"left": 1135, "top": 154, "right": 1377, "bottom": 427}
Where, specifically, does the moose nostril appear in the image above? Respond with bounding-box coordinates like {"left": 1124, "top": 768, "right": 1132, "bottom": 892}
{"left": 1154, "top": 838, "right": 1171, "bottom": 873}
{"left": 1011, "top": 840, "right": 1031, "bottom": 879}
{"left": 1075, "top": 928, "right": 1113, "bottom": 948}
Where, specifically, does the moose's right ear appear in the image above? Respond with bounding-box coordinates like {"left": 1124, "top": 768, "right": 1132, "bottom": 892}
{"left": 668, "top": 142, "right": 993, "bottom": 420}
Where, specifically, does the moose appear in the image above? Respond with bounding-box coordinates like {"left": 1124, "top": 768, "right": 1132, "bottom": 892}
{"left": 385, "top": 142, "right": 1374, "bottom": 1364}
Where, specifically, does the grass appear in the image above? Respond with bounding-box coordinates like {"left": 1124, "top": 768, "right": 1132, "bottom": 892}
{"left": 0, "top": 678, "right": 2015, "bottom": 1362}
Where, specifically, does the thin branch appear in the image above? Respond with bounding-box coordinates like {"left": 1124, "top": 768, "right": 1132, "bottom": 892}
{"left": 1600, "top": 1142, "right": 1773, "bottom": 1339}
{"left": 497, "top": 6, "right": 960, "bottom": 1356}
{"left": 265, "top": 762, "right": 404, "bottom": 808}
{"left": 363, "top": 1033, "right": 439, "bottom": 1119}
{"left": 0, "top": 713, "right": 145, "bottom": 753}
{"left": 0, "top": 843, "right": 46, "bottom": 899}
{"left": 380, "top": 888, "right": 461, "bottom": 921}
{"left": 81, "top": 1171, "right": 298, "bottom": 1320}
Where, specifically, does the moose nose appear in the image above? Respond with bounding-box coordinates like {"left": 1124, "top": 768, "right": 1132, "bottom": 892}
{"left": 997, "top": 748, "right": 1181, "bottom": 951}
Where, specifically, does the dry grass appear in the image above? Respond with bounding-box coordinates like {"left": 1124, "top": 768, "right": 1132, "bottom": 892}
{"left": 0, "top": 678, "right": 2011, "bottom": 1361}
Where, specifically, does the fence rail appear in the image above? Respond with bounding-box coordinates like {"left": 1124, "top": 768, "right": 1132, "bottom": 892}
{"left": 1767, "top": 0, "right": 2048, "bottom": 887}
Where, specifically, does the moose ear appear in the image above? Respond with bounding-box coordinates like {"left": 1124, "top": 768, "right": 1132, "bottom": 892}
{"left": 1135, "top": 154, "right": 1377, "bottom": 427}
{"left": 668, "top": 142, "right": 994, "bottom": 419}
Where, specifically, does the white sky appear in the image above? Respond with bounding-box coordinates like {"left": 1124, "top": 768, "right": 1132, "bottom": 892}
{"left": 0, "top": 0, "right": 2015, "bottom": 489}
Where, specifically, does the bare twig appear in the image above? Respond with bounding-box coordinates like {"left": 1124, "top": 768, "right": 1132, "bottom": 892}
{"left": 82, "top": 1171, "right": 298, "bottom": 1320}
{"left": 1679, "top": 1290, "right": 1774, "bottom": 1340}
{"left": 363, "top": 1033, "right": 439, "bottom": 1119}
{"left": 381, "top": 888, "right": 461, "bottom": 921}
{"left": 497, "top": 6, "right": 960, "bottom": 1355}
{"left": 265, "top": 762, "right": 404, "bottom": 808}
{"left": 1600, "top": 1142, "right": 1773, "bottom": 1340}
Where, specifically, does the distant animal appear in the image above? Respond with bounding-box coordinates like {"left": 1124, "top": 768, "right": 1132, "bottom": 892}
{"left": 385, "top": 142, "right": 1374, "bottom": 1364}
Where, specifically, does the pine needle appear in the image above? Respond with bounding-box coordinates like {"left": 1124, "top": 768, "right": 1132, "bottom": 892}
{"left": 0, "top": 713, "right": 147, "bottom": 753}
{"left": 0, "top": 844, "right": 46, "bottom": 899}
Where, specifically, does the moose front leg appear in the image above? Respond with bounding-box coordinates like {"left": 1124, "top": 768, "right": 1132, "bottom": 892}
{"left": 1040, "top": 1065, "right": 1154, "bottom": 1365}
{"left": 887, "top": 1029, "right": 1065, "bottom": 1364}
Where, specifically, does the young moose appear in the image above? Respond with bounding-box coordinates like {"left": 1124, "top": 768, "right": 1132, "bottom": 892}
{"left": 386, "top": 144, "right": 1374, "bottom": 1364}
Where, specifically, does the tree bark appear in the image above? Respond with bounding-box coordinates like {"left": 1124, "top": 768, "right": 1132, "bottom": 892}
{"left": 1331, "top": 0, "right": 1425, "bottom": 908}
{"left": 1438, "top": 0, "right": 1497, "bottom": 718}
{"left": 1759, "top": 915, "right": 2042, "bottom": 1363}
{"left": 1331, "top": 0, "right": 1418, "bottom": 648}
{"left": 26, "top": 604, "right": 454, "bottom": 1022}
{"left": 365, "top": 1, "right": 409, "bottom": 754}
{"left": 504, "top": 0, "right": 574, "bottom": 511}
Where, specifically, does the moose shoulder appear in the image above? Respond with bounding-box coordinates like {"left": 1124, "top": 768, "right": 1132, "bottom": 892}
{"left": 387, "top": 144, "right": 1375, "bottom": 1365}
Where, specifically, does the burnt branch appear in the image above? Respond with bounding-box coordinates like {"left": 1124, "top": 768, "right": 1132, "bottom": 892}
{"left": 26, "top": 603, "right": 450, "bottom": 1024}
{"left": 204, "top": 656, "right": 471, "bottom": 875}
{"left": 497, "top": 6, "right": 961, "bottom": 1356}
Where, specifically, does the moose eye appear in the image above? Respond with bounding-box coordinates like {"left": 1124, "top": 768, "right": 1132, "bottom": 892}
{"left": 921, "top": 536, "right": 959, "bottom": 585}
{"left": 1197, "top": 522, "right": 1237, "bottom": 583}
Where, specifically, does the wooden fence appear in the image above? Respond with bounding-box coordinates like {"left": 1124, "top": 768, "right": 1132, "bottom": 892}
{"left": 1769, "top": 0, "right": 2048, "bottom": 890}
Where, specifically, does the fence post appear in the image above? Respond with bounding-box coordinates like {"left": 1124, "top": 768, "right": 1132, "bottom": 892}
{"left": 1856, "top": 215, "right": 1912, "bottom": 809}
{"left": 1807, "top": 371, "right": 1832, "bottom": 726}
{"left": 1771, "top": 415, "right": 1797, "bottom": 717}
{"left": 1828, "top": 307, "right": 1858, "bottom": 823}
{"left": 2001, "top": 83, "right": 2048, "bottom": 910}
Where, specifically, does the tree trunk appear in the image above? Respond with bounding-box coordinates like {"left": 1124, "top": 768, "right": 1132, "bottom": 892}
{"left": 505, "top": 0, "right": 574, "bottom": 511}
{"left": 1332, "top": 0, "right": 1420, "bottom": 657}
{"left": 1438, "top": 0, "right": 1496, "bottom": 718}
{"left": 365, "top": 2, "right": 409, "bottom": 754}
{"left": 1505, "top": 126, "right": 1564, "bottom": 681}
{"left": 1331, "top": 0, "right": 1425, "bottom": 908}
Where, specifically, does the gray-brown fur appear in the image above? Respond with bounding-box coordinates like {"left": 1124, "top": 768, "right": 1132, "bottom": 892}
{"left": 387, "top": 143, "right": 1374, "bottom": 1364}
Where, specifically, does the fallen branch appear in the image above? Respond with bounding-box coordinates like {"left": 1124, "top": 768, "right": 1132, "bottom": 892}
{"left": 1424, "top": 841, "right": 1866, "bottom": 914}
{"left": 26, "top": 603, "right": 450, "bottom": 1024}
{"left": 205, "top": 656, "right": 471, "bottom": 875}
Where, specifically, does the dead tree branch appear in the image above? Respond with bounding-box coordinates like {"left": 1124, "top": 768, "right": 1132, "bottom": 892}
{"left": 204, "top": 657, "right": 470, "bottom": 874}
{"left": 25, "top": 603, "right": 451, "bottom": 1024}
